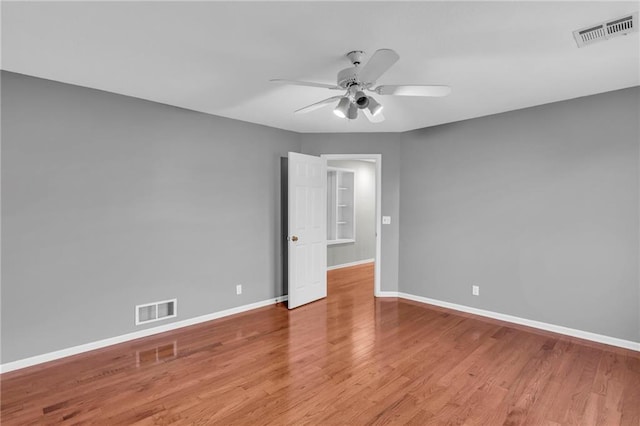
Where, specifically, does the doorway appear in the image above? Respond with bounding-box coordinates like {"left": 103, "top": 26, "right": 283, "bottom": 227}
{"left": 322, "top": 154, "right": 381, "bottom": 297}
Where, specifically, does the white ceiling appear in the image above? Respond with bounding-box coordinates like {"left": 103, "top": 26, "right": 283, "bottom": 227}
{"left": 2, "top": 1, "right": 638, "bottom": 133}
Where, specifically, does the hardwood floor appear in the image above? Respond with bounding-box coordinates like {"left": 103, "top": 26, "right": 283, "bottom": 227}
{"left": 2, "top": 262, "right": 639, "bottom": 425}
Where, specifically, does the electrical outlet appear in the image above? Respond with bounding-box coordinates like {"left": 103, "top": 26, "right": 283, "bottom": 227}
{"left": 236, "top": 285, "right": 242, "bottom": 295}
{"left": 382, "top": 216, "right": 391, "bottom": 225}
{"left": 472, "top": 285, "right": 479, "bottom": 296}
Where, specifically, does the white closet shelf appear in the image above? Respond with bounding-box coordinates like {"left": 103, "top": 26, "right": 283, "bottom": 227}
{"left": 327, "top": 166, "right": 356, "bottom": 243}
{"left": 327, "top": 238, "right": 356, "bottom": 245}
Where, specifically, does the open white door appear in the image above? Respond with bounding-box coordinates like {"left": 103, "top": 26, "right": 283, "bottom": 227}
{"left": 287, "top": 152, "right": 327, "bottom": 309}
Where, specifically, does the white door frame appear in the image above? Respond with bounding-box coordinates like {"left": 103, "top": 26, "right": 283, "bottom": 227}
{"left": 321, "top": 154, "right": 382, "bottom": 297}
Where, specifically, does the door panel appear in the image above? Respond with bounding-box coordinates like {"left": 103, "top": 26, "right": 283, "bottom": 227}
{"left": 288, "top": 152, "right": 327, "bottom": 309}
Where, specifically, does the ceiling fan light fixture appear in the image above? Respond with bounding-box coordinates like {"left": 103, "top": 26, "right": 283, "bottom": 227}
{"left": 333, "top": 97, "right": 350, "bottom": 118}
{"left": 354, "top": 91, "right": 369, "bottom": 109}
{"left": 272, "top": 48, "right": 451, "bottom": 123}
{"left": 367, "top": 97, "right": 383, "bottom": 116}
{"left": 347, "top": 102, "right": 358, "bottom": 119}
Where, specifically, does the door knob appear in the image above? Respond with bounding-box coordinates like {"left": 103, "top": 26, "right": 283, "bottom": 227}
{"left": 291, "top": 236, "right": 298, "bottom": 242}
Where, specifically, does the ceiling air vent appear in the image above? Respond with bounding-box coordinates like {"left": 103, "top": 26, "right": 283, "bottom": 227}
{"left": 573, "top": 12, "right": 638, "bottom": 47}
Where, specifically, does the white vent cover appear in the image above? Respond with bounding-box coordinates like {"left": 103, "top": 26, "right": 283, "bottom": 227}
{"left": 573, "top": 12, "right": 638, "bottom": 47}
{"left": 135, "top": 299, "right": 177, "bottom": 325}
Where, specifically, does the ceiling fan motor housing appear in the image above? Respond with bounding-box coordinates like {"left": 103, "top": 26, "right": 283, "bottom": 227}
{"left": 337, "top": 67, "right": 360, "bottom": 89}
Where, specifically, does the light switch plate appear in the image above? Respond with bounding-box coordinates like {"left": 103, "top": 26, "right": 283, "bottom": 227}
{"left": 382, "top": 216, "right": 391, "bottom": 225}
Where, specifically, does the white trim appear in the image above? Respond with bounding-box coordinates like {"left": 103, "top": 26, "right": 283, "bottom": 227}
{"left": 394, "top": 292, "right": 639, "bottom": 352}
{"left": 322, "top": 154, "right": 382, "bottom": 298}
{"left": 327, "top": 258, "right": 375, "bottom": 271}
{"left": 376, "top": 291, "right": 400, "bottom": 298}
{"left": 0, "top": 295, "right": 288, "bottom": 374}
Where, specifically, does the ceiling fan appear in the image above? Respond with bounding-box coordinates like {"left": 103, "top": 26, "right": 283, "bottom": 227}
{"left": 270, "top": 49, "right": 451, "bottom": 123}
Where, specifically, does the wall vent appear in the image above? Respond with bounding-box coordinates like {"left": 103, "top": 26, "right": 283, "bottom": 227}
{"left": 573, "top": 12, "right": 638, "bottom": 47}
{"left": 135, "top": 299, "right": 177, "bottom": 325}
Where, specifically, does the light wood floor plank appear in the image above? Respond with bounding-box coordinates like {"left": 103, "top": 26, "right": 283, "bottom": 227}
{"left": 2, "top": 262, "right": 638, "bottom": 425}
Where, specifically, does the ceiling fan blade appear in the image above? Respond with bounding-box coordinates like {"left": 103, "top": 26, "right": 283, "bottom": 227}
{"left": 373, "top": 85, "right": 451, "bottom": 97}
{"left": 270, "top": 79, "right": 341, "bottom": 90}
{"left": 363, "top": 109, "right": 385, "bottom": 123}
{"left": 294, "top": 96, "right": 344, "bottom": 114}
{"left": 358, "top": 49, "right": 400, "bottom": 85}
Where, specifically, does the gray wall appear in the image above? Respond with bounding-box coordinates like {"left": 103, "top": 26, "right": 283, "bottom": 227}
{"left": 2, "top": 71, "right": 637, "bottom": 365}
{"left": 301, "top": 133, "right": 402, "bottom": 292}
{"left": 399, "top": 87, "right": 640, "bottom": 342}
{"left": 327, "top": 160, "right": 376, "bottom": 267}
{"left": 1, "top": 72, "right": 299, "bottom": 363}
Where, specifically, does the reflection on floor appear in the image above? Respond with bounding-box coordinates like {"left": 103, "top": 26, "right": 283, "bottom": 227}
{"left": 2, "top": 261, "right": 639, "bottom": 424}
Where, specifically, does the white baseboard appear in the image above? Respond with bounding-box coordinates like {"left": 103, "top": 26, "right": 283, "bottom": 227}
{"left": 388, "top": 292, "right": 639, "bottom": 352}
{"left": 375, "top": 291, "right": 400, "bottom": 298}
{"left": 0, "top": 295, "right": 288, "bottom": 374}
{"left": 4, "top": 290, "right": 636, "bottom": 374}
{"left": 327, "top": 258, "right": 375, "bottom": 271}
